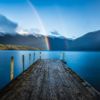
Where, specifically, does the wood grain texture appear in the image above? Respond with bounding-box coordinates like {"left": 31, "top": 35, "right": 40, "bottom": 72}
{"left": 0, "top": 59, "right": 100, "bottom": 100}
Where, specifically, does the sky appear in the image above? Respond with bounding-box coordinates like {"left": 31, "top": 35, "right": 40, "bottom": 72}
{"left": 0, "top": 0, "right": 100, "bottom": 38}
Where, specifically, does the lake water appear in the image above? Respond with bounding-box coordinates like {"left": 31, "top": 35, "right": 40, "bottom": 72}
{"left": 0, "top": 51, "right": 100, "bottom": 92}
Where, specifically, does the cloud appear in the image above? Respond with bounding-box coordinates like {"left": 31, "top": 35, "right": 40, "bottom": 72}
{"left": 50, "top": 31, "right": 62, "bottom": 36}
{"left": 0, "top": 14, "right": 18, "bottom": 34}
{"left": 17, "top": 27, "right": 41, "bottom": 35}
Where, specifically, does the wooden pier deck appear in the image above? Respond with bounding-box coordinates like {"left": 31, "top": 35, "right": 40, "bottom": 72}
{"left": 0, "top": 59, "right": 100, "bottom": 100}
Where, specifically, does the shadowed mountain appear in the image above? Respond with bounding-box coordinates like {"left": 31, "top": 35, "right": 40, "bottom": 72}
{"left": 68, "top": 30, "right": 100, "bottom": 51}
{"left": 48, "top": 30, "right": 100, "bottom": 51}
{"left": 0, "top": 30, "right": 100, "bottom": 51}
{"left": 48, "top": 36, "right": 69, "bottom": 50}
{"left": 0, "top": 33, "right": 47, "bottom": 50}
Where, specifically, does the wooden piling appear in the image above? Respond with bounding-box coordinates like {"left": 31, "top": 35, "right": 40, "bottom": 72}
{"left": 22, "top": 55, "right": 25, "bottom": 72}
{"left": 10, "top": 56, "right": 14, "bottom": 80}
{"left": 40, "top": 52, "right": 41, "bottom": 59}
{"left": 29, "top": 54, "right": 31, "bottom": 65}
{"left": 34, "top": 52, "right": 35, "bottom": 61}
{"left": 62, "top": 52, "right": 64, "bottom": 61}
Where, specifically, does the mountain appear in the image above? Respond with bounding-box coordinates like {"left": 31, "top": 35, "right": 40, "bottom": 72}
{"left": 0, "top": 32, "right": 69, "bottom": 50}
{"left": 48, "top": 30, "right": 100, "bottom": 51}
{"left": 47, "top": 31, "right": 71, "bottom": 50}
{"left": 0, "top": 33, "right": 47, "bottom": 50}
{"left": 0, "top": 30, "right": 100, "bottom": 51}
{"left": 48, "top": 36, "right": 69, "bottom": 50}
{"left": 68, "top": 30, "right": 100, "bottom": 51}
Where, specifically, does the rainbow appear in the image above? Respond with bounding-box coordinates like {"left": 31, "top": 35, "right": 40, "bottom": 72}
{"left": 26, "top": 0, "right": 50, "bottom": 50}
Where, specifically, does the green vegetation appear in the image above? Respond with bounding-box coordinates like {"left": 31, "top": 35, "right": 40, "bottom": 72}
{"left": 0, "top": 44, "right": 39, "bottom": 50}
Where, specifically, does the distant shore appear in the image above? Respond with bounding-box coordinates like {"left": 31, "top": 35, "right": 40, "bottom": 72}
{"left": 0, "top": 44, "right": 39, "bottom": 50}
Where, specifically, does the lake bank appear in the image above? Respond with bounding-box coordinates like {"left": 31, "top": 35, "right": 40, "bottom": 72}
{"left": 0, "top": 44, "right": 39, "bottom": 50}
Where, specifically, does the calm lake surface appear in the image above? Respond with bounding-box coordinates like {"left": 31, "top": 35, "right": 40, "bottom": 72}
{"left": 0, "top": 51, "right": 100, "bottom": 92}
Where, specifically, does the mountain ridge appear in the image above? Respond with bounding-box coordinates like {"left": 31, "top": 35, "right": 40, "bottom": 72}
{"left": 0, "top": 30, "right": 100, "bottom": 51}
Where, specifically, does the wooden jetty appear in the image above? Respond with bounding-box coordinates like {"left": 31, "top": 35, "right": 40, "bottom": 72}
{"left": 0, "top": 59, "right": 100, "bottom": 100}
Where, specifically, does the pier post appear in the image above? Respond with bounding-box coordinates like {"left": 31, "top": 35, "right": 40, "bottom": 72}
{"left": 10, "top": 56, "right": 14, "bottom": 80}
{"left": 62, "top": 52, "right": 65, "bottom": 61}
{"left": 22, "top": 55, "right": 25, "bottom": 72}
{"left": 34, "top": 52, "right": 35, "bottom": 61}
{"left": 29, "top": 54, "right": 31, "bottom": 65}
{"left": 62, "top": 52, "right": 67, "bottom": 64}
{"left": 40, "top": 52, "right": 42, "bottom": 59}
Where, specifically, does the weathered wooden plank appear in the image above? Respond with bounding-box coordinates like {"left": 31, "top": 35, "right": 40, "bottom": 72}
{"left": 0, "top": 59, "right": 100, "bottom": 100}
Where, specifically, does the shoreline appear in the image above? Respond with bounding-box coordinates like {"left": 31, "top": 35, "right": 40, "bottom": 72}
{"left": 0, "top": 44, "right": 40, "bottom": 50}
